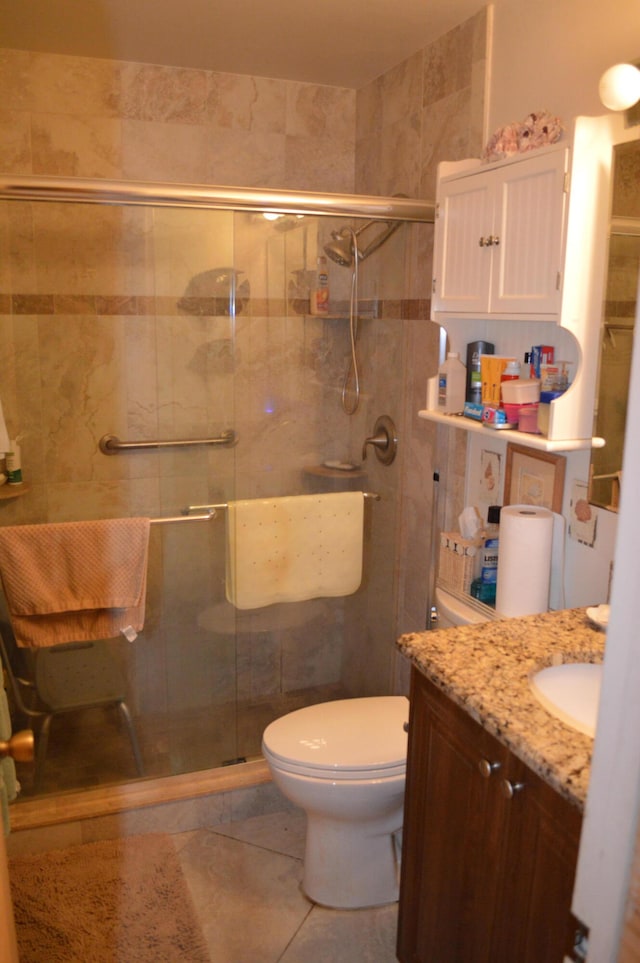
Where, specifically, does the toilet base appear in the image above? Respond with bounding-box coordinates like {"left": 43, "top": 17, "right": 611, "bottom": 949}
{"left": 302, "top": 810, "right": 403, "bottom": 909}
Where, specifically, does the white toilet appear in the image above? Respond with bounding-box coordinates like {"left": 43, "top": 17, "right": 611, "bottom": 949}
{"left": 262, "top": 695, "right": 409, "bottom": 909}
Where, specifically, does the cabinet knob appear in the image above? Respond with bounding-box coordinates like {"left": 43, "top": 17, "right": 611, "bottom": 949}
{"left": 0, "top": 729, "right": 34, "bottom": 762}
{"left": 403, "top": 721, "right": 409, "bottom": 733}
{"left": 478, "top": 235, "right": 501, "bottom": 247}
{"left": 478, "top": 758, "right": 501, "bottom": 778}
{"left": 501, "top": 779, "right": 525, "bottom": 799}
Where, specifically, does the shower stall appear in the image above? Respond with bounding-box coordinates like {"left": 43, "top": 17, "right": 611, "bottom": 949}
{"left": 0, "top": 175, "right": 433, "bottom": 799}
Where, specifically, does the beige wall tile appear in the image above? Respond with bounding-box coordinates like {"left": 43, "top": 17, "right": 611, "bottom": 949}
{"left": 286, "top": 82, "right": 355, "bottom": 142}
{"left": 31, "top": 113, "right": 122, "bottom": 178}
{"left": 205, "top": 126, "right": 286, "bottom": 188}
{"left": 284, "top": 134, "right": 354, "bottom": 193}
{"left": 121, "top": 62, "right": 208, "bottom": 124}
{"left": 0, "top": 109, "right": 31, "bottom": 172}
{"left": 0, "top": 49, "right": 32, "bottom": 110}
{"left": 207, "top": 73, "right": 286, "bottom": 133}
{"left": 121, "top": 117, "right": 208, "bottom": 182}
{"left": 28, "top": 52, "right": 121, "bottom": 117}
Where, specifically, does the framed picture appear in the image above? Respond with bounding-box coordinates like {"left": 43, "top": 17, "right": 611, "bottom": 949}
{"left": 503, "top": 443, "right": 566, "bottom": 514}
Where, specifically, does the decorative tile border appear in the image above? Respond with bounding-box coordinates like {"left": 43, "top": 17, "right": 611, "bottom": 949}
{"left": 4, "top": 294, "right": 430, "bottom": 320}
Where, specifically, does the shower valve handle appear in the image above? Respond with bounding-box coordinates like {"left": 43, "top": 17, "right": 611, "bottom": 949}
{"left": 361, "top": 415, "right": 398, "bottom": 466}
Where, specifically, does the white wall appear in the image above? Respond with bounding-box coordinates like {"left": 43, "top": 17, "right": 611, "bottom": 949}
{"left": 489, "top": 0, "right": 639, "bottom": 130}
{"left": 485, "top": 3, "right": 639, "bottom": 956}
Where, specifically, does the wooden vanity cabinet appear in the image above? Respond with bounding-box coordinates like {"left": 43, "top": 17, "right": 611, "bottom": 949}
{"left": 397, "top": 666, "right": 582, "bottom": 963}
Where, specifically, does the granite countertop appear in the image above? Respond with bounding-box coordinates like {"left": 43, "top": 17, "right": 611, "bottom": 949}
{"left": 397, "top": 607, "right": 606, "bottom": 809}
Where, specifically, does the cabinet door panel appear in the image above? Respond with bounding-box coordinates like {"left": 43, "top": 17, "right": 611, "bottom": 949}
{"left": 398, "top": 670, "right": 508, "bottom": 963}
{"left": 491, "top": 755, "right": 581, "bottom": 963}
{"left": 491, "top": 149, "right": 568, "bottom": 315}
{"left": 432, "top": 173, "right": 493, "bottom": 314}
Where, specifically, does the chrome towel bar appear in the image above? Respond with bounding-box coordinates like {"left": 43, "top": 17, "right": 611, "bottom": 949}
{"left": 183, "top": 492, "right": 380, "bottom": 515}
{"left": 99, "top": 429, "right": 236, "bottom": 454}
{"left": 150, "top": 509, "right": 216, "bottom": 524}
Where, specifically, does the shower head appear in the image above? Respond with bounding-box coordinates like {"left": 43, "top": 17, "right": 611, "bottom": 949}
{"left": 323, "top": 230, "right": 356, "bottom": 267}
{"left": 323, "top": 219, "right": 403, "bottom": 267}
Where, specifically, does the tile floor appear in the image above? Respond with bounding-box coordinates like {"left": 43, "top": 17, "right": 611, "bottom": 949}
{"left": 172, "top": 807, "right": 399, "bottom": 962}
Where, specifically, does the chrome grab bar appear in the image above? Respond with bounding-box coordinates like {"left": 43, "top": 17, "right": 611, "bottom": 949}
{"left": 150, "top": 509, "right": 216, "bottom": 524}
{"left": 99, "top": 429, "right": 236, "bottom": 454}
{"left": 182, "top": 492, "right": 380, "bottom": 514}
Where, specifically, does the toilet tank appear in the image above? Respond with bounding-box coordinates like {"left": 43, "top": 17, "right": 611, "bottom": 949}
{"left": 433, "top": 586, "right": 496, "bottom": 629}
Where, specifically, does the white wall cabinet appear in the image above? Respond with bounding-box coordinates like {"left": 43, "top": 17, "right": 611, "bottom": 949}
{"left": 424, "top": 114, "right": 630, "bottom": 448}
{"left": 432, "top": 148, "right": 568, "bottom": 320}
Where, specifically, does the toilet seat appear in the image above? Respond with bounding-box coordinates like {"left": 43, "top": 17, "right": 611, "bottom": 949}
{"left": 262, "top": 696, "right": 408, "bottom": 780}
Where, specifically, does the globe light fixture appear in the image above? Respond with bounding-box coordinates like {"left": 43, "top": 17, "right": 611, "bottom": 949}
{"left": 598, "top": 62, "right": 640, "bottom": 111}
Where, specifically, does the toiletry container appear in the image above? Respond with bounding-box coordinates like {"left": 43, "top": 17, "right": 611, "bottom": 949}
{"left": 500, "top": 360, "right": 521, "bottom": 406}
{"left": 309, "top": 256, "right": 329, "bottom": 315}
{"left": 437, "top": 352, "right": 466, "bottom": 414}
{"left": 465, "top": 340, "right": 494, "bottom": 404}
{"left": 6, "top": 441, "right": 21, "bottom": 485}
{"left": 470, "top": 506, "right": 501, "bottom": 605}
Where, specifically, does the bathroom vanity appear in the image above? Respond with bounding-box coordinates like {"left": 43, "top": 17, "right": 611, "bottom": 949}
{"left": 396, "top": 607, "right": 604, "bottom": 963}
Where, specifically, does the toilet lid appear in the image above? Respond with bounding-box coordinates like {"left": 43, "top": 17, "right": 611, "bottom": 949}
{"left": 262, "top": 696, "right": 409, "bottom": 773}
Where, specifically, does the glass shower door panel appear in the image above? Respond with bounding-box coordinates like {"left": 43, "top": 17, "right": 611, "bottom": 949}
{"left": 147, "top": 206, "right": 240, "bottom": 775}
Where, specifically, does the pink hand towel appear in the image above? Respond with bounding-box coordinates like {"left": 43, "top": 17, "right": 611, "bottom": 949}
{"left": 0, "top": 518, "right": 150, "bottom": 647}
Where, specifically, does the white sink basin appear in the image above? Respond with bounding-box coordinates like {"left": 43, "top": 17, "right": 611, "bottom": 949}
{"left": 530, "top": 663, "right": 603, "bottom": 737}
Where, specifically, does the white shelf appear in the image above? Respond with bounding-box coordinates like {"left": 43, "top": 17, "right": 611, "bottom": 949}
{"left": 418, "top": 409, "right": 604, "bottom": 453}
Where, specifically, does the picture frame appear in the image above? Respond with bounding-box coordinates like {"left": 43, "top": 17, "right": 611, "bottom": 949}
{"left": 503, "top": 443, "right": 566, "bottom": 514}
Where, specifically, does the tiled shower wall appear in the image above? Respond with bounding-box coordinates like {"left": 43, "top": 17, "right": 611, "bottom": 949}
{"left": 0, "top": 7, "right": 487, "bottom": 753}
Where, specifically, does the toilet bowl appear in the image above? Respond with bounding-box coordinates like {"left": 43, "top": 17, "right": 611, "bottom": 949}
{"left": 262, "top": 695, "right": 409, "bottom": 909}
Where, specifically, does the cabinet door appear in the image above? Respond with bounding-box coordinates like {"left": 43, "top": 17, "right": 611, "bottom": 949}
{"left": 397, "top": 668, "right": 509, "bottom": 963}
{"left": 490, "top": 753, "right": 582, "bottom": 963}
{"left": 490, "top": 149, "right": 568, "bottom": 315}
{"left": 432, "top": 170, "right": 493, "bottom": 315}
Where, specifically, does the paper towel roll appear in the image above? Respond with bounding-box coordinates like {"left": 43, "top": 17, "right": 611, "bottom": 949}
{"left": 495, "top": 505, "right": 554, "bottom": 617}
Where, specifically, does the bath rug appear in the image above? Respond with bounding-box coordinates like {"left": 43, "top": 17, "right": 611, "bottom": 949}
{"left": 9, "top": 832, "right": 210, "bottom": 962}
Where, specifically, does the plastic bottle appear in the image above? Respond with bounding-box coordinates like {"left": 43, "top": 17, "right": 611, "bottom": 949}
{"left": 309, "top": 256, "right": 329, "bottom": 315}
{"left": 470, "top": 505, "right": 501, "bottom": 605}
{"left": 437, "top": 352, "right": 466, "bottom": 414}
{"left": 500, "top": 359, "right": 521, "bottom": 406}
{"left": 465, "top": 340, "right": 494, "bottom": 404}
{"left": 6, "top": 440, "right": 22, "bottom": 485}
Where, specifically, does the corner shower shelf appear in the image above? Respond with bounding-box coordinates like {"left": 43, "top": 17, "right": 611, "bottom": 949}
{"left": 0, "top": 483, "right": 30, "bottom": 500}
{"left": 418, "top": 409, "right": 604, "bottom": 453}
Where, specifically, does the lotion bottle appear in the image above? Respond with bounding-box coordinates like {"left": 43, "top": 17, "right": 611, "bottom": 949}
{"left": 309, "top": 256, "right": 329, "bottom": 315}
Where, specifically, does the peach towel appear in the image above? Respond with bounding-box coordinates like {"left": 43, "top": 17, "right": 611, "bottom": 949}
{"left": 225, "top": 492, "right": 364, "bottom": 609}
{"left": 0, "top": 518, "right": 150, "bottom": 647}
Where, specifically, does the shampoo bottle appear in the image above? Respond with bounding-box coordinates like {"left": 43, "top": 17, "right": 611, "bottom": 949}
{"left": 309, "top": 256, "right": 329, "bottom": 315}
{"left": 437, "top": 352, "right": 466, "bottom": 414}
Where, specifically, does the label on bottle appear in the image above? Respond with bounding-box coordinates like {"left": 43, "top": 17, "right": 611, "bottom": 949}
{"left": 438, "top": 375, "right": 447, "bottom": 407}
{"left": 480, "top": 537, "right": 499, "bottom": 584}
